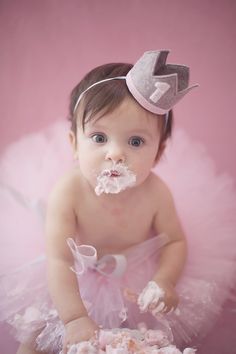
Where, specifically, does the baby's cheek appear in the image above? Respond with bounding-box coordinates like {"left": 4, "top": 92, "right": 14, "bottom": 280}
{"left": 134, "top": 172, "right": 150, "bottom": 186}
{"left": 136, "top": 162, "right": 153, "bottom": 179}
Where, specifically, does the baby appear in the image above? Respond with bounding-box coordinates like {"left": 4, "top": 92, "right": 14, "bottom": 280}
{"left": 16, "top": 50, "right": 197, "bottom": 354}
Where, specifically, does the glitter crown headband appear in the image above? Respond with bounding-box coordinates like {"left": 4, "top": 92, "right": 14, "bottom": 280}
{"left": 73, "top": 50, "right": 198, "bottom": 116}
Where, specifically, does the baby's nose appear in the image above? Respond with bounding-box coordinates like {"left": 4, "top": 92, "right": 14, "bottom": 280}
{"left": 105, "top": 144, "right": 126, "bottom": 164}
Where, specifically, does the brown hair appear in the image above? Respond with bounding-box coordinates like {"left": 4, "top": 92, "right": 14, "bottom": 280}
{"left": 68, "top": 63, "right": 173, "bottom": 159}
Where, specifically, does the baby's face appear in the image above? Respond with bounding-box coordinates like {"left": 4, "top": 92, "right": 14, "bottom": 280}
{"left": 73, "top": 97, "right": 161, "bottom": 193}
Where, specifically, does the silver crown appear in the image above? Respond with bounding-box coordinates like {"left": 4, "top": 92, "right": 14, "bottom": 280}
{"left": 126, "top": 50, "right": 198, "bottom": 114}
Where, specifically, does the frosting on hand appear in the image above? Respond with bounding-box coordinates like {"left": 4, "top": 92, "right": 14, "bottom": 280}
{"left": 138, "top": 281, "right": 165, "bottom": 312}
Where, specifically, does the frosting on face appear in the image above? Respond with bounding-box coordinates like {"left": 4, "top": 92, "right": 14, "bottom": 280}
{"left": 95, "top": 163, "right": 136, "bottom": 196}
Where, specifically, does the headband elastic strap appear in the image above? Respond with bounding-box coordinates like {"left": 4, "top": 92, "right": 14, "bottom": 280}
{"left": 73, "top": 76, "right": 126, "bottom": 113}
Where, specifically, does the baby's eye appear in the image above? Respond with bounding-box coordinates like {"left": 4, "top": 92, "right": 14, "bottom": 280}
{"left": 91, "top": 133, "right": 107, "bottom": 143}
{"left": 128, "top": 136, "right": 144, "bottom": 147}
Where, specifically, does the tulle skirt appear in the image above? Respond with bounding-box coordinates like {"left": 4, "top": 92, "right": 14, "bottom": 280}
{"left": 0, "top": 121, "right": 236, "bottom": 353}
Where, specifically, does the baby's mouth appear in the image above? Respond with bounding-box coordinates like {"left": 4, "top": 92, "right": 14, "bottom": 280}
{"left": 103, "top": 170, "right": 121, "bottom": 178}
{"left": 95, "top": 164, "right": 136, "bottom": 196}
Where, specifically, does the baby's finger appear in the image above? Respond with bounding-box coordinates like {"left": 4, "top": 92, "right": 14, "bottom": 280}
{"left": 62, "top": 341, "right": 73, "bottom": 354}
{"left": 162, "top": 304, "right": 173, "bottom": 314}
{"left": 169, "top": 306, "right": 181, "bottom": 315}
{"left": 66, "top": 343, "right": 78, "bottom": 354}
{"left": 151, "top": 301, "right": 165, "bottom": 316}
{"left": 148, "top": 299, "right": 158, "bottom": 310}
{"left": 62, "top": 345, "right": 67, "bottom": 354}
{"left": 162, "top": 299, "right": 178, "bottom": 314}
{"left": 61, "top": 340, "right": 67, "bottom": 354}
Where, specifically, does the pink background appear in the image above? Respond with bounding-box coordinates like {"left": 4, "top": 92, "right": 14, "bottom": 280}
{"left": 0, "top": 0, "right": 236, "bottom": 353}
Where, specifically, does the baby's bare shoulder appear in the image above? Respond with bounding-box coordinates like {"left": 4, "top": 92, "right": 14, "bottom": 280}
{"left": 147, "top": 172, "right": 174, "bottom": 206}
{"left": 46, "top": 168, "right": 80, "bottom": 251}
{"left": 48, "top": 167, "right": 80, "bottom": 207}
{"left": 148, "top": 172, "right": 171, "bottom": 194}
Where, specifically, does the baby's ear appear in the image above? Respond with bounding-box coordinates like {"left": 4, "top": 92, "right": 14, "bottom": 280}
{"left": 69, "top": 131, "right": 78, "bottom": 160}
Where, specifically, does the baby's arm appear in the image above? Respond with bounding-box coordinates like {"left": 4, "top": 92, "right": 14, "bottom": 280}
{"left": 45, "top": 176, "right": 98, "bottom": 351}
{"left": 139, "top": 178, "right": 187, "bottom": 314}
{"left": 152, "top": 180, "right": 187, "bottom": 287}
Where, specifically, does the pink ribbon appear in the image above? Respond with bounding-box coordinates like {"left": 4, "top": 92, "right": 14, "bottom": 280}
{"left": 67, "top": 238, "right": 127, "bottom": 278}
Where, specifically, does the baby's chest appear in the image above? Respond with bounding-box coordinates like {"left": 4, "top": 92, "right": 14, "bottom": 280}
{"left": 76, "top": 203, "right": 155, "bottom": 251}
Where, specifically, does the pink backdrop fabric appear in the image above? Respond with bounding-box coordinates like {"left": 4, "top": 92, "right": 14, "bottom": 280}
{"left": 0, "top": 1, "right": 236, "bottom": 353}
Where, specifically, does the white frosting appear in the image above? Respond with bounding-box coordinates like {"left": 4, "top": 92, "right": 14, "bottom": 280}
{"left": 145, "top": 329, "right": 170, "bottom": 346}
{"left": 183, "top": 349, "right": 197, "bottom": 354}
{"left": 65, "top": 328, "right": 195, "bottom": 353}
{"left": 106, "top": 345, "right": 128, "bottom": 354}
{"left": 138, "top": 281, "right": 165, "bottom": 312}
{"left": 157, "top": 346, "right": 182, "bottom": 354}
{"left": 95, "top": 164, "right": 136, "bottom": 195}
{"left": 67, "top": 341, "right": 97, "bottom": 354}
{"left": 19, "top": 306, "right": 41, "bottom": 323}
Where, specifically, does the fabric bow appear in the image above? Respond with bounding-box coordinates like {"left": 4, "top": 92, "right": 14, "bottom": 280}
{"left": 67, "top": 238, "right": 127, "bottom": 278}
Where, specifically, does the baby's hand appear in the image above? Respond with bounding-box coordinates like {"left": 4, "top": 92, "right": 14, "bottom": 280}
{"left": 62, "top": 316, "right": 99, "bottom": 353}
{"left": 137, "top": 280, "right": 179, "bottom": 315}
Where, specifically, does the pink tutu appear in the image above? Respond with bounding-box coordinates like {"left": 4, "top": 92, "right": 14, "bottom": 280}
{"left": 0, "top": 121, "right": 236, "bottom": 353}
